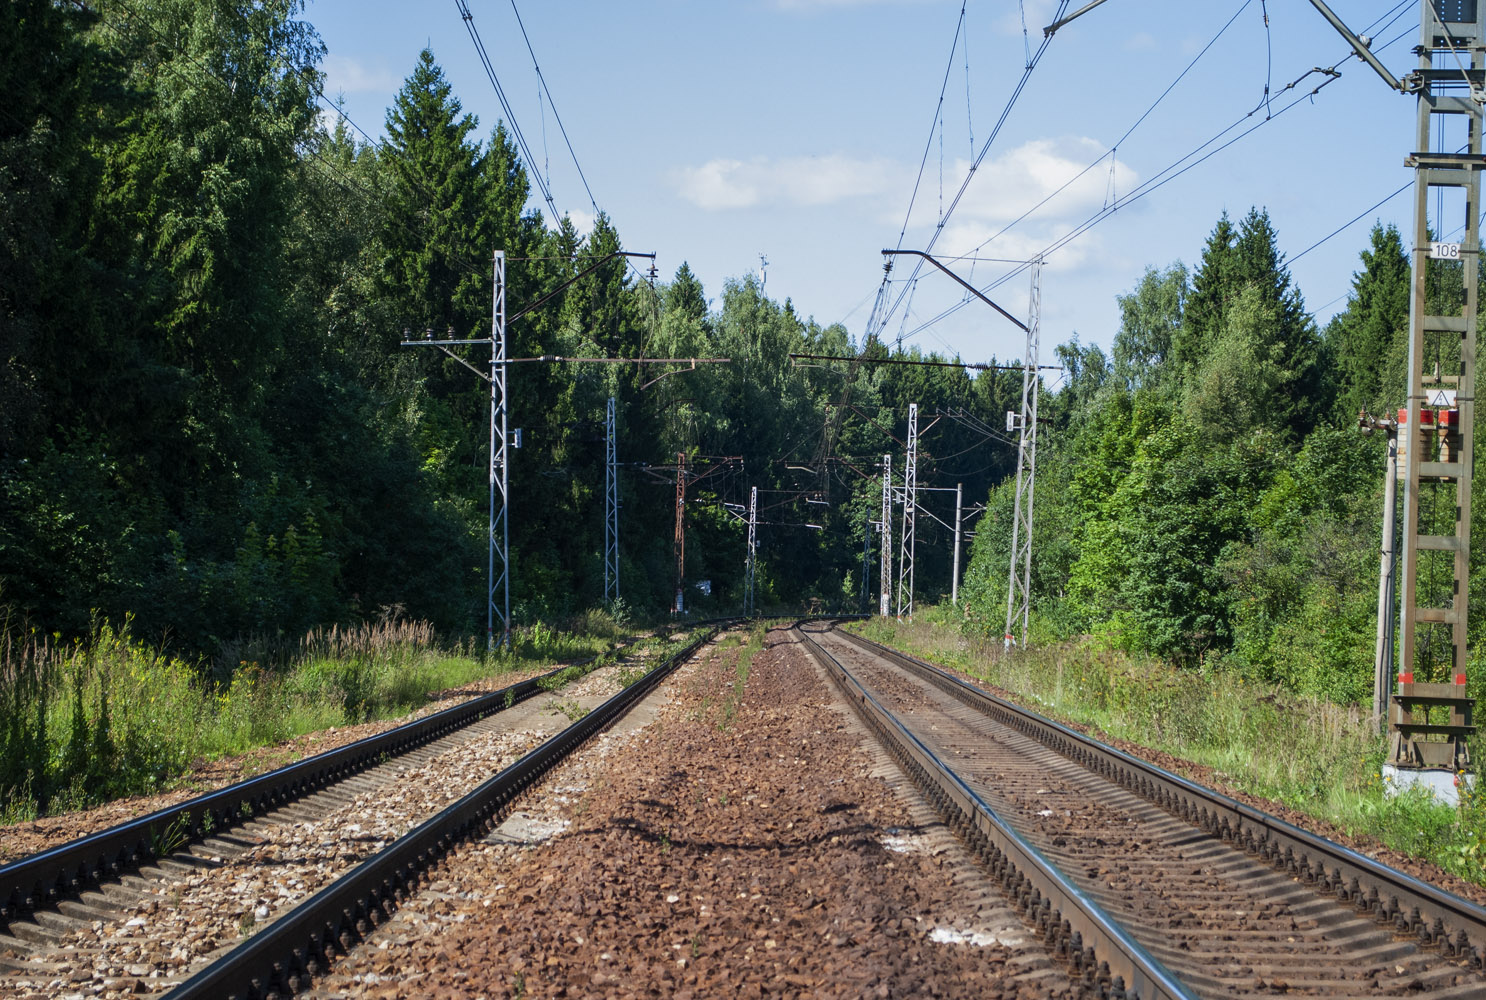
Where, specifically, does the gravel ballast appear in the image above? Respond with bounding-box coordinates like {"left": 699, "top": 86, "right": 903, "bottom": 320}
{"left": 315, "top": 627, "right": 1065, "bottom": 999}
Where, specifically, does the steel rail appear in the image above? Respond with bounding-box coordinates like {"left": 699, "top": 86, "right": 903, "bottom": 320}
{"left": 0, "top": 643, "right": 629, "bottom": 925}
{"left": 163, "top": 622, "right": 738, "bottom": 1000}
{"left": 832, "top": 625, "right": 1486, "bottom": 970}
{"left": 796, "top": 624, "right": 1195, "bottom": 1000}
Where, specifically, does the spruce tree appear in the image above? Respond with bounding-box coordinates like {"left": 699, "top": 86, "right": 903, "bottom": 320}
{"left": 1172, "top": 212, "right": 1237, "bottom": 378}
{"left": 381, "top": 48, "right": 487, "bottom": 340}
{"left": 1325, "top": 223, "right": 1409, "bottom": 422}
{"left": 1177, "top": 208, "right": 1322, "bottom": 443}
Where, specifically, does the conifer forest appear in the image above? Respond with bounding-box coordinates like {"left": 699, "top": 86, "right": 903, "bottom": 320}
{"left": 1, "top": 0, "right": 1474, "bottom": 717}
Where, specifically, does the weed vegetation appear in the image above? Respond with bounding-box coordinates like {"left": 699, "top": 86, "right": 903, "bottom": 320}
{"left": 717, "top": 624, "right": 765, "bottom": 730}
{"left": 0, "top": 614, "right": 612, "bottom": 823}
{"left": 855, "top": 607, "right": 1486, "bottom": 888}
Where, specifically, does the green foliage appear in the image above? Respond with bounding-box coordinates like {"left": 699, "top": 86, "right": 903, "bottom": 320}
{"left": 4, "top": 8, "right": 1431, "bottom": 825}
{"left": 958, "top": 203, "right": 1417, "bottom": 711}
{"left": 1325, "top": 224, "right": 1410, "bottom": 423}
{"left": 2, "top": 0, "right": 1014, "bottom": 646}
{"left": 0, "top": 614, "right": 611, "bottom": 819}
{"left": 1112, "top": 264, "right": 1187, "bottom": 393}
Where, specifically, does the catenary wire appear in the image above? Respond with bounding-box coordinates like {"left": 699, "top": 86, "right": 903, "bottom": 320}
{"left": 894, "top": 7, "right": 1420, "bottom": 346}
{"left": 893, "top": 4, "right": 969, "bottom": 254}
{"left": 869, "top": 1, "right": 1072, "bottom": 342}
{"left": 453, "top": 0, "right": 558, "bottom": 219}
{"left": 506, "top": 0, "right": 601, "bottom": 217}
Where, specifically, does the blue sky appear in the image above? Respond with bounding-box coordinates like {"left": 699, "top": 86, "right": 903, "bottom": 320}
{"left": 308, "top": 0, "right": 1427, "bottom": 371}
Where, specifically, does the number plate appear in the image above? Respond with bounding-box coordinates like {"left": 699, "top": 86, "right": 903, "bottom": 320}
{"left": 1431, "top": 242, "right": 1462, "bottom": 260}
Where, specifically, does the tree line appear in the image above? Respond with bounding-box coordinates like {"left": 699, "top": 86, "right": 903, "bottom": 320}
{"left": 4, "top": 1, "right": 1455, "bottom": 708}
{"left": 0, "top": 1, "right": 1018, "bottom": 660}
{"left": 963, "top": 209, "right": 1482, "bottom": 706}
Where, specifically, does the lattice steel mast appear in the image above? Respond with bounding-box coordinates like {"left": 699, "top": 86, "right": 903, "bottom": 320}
{"left": 898, "top": 403, "right": 919, "bottom": 619}
{"left": 1004, "top": 259, "right": 1042, "bottom": 649}
{"left": 745, "top": 485, "right": 758, "bottom": 616}
{"left": 880, "top": 454, "right": 892, "bottom": 617}
{"left": 1308, "top": 0, "right": 1479, "bottom": 783}
{"left": 490, "top": 251, "right": 510, "bottom": 650}
{"left": 1393, "top": 0, "right": 1480, "bottom": 775}
{"left": 673, "top": 452, "right": 686, "bottom": 615}
{"left": 604, "top": 396, "right": 619, "bottom": 605}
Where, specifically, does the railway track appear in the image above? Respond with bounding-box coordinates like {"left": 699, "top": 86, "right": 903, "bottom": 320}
{"left": 0, "top": 624, "right": 731, "bottom": 998}
{"left": 798, "top": 623, "right": 1486, "bottom": 999}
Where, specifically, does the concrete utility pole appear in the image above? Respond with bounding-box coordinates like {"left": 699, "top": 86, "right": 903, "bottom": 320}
{"left": 745, "top": 485, "right": 758, "bottom": 616}
{"left": 1360, "top": 411, "right": 1401, "bottom": 735}
{"left": 1309, "top": 0, "right": 1479, "bottom": 796}
{"left": 1004, "top": 259, "right": 1042, "bottom": 650}
{"left": 898, "top": 403, "right": 919, "bottom": 619}
{"left": 604, "top": 396, "right": 619, "bottom": 606}
{"left": 673, "top": 452, "right": 686, "bottom": 616}
{"left": 1378, "top": 426, "right": 1400, "bottom": 733}
{"left": 862, "top": 519, "right": 875, "bottom": 614}
{"left": 880, "top": 454, "right": 892, "bottom": 617}
{"left": 952, "top": 481, "right": 964, "bottom": 607}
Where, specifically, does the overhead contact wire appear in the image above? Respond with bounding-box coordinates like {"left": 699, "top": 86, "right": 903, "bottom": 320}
{"left": 897, "top": 2, "right": 1421, "bottom": 344}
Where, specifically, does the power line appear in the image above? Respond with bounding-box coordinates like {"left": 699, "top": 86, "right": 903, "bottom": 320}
{"left": 453, "top": 0, "right": 558, "bottom": 219}
{"left": 869, "top": 0, "right": 1072, "bottom": 342}
{"left": 893, "top": 3, "right": 968, "bottom": 252}
{"left": 1289, "top": 180, "right": 1411, "bottom": 265}
{"left": 888, "top": 1, "right": 1418, "bottom": 346}
{"left": 954, "top": 0, "right": 1252, "bottom": 274}
{"left": 505, "top": 0, "right": 600, "bottom": 217}
{"left": 896, "top": 55, "right": 1354, "bottom": 345}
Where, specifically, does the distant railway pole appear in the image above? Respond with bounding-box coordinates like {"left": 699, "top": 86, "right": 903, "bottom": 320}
{"left": 952, "top": 482, "right": 964, "bottom": 607}
{"left": 402, "top": 249, "right": 662, "bottom": 650}
{"left": 1310, "top": 0, "right": 1479, "bottom": 794}
{"left": 898, "top": 403, "right": 919, "bottom": 619}
{"left": 745, "top": 485, "right": 758, "bottom": 616}
{"left": 605, "top": 397, "right": 619, "bottom": 605}
{"left": 880, "top": 455, "right": 892, "bottom": 617}
{"left": 879, "top": 249, "right": 1039, "bottom": 642}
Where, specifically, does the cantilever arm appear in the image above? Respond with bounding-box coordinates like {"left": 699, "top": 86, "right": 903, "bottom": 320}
{"left": 1304, "top": 0, "right": 1408, "bottom": 92}
{"left": 1044, "top": 0, "right": 1113, "bottom": 38}
{"left": 882, "top": 250, "right": 1028, "bottom": 332}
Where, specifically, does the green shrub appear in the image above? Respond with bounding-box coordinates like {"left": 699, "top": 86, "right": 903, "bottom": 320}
{"left": 0, "top": 612, "right": 615, "bottom": 820}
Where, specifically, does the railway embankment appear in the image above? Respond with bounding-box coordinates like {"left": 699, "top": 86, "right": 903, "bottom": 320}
{"left": 850, "top": 612, "right": 1486, "bottom": 902}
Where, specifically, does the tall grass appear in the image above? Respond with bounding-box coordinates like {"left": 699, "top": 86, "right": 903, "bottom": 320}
{"left": 855, "top": 609, "right": 1486, "bottom": 887}
{"left": 0, "top": 615, "right": 610, "bottom": 823}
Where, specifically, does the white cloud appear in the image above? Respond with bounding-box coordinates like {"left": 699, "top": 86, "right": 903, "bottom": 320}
{"left": 673, "top": 154, "right": 903, "bottom": 210}
{"left": 893, "top": 136, "right": 1136, "bottom": 272}
{"left": 321, "top": 54, "right": 400, "bottom": 96}
{"left": 908, "top": 137, "right": 1138, "bottom": 230}
{"left": 565, "top": 209, "right": 596, "bottom": 237}
{"left": 1124, "top": 31, "right": 1157, "bottom": 51}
